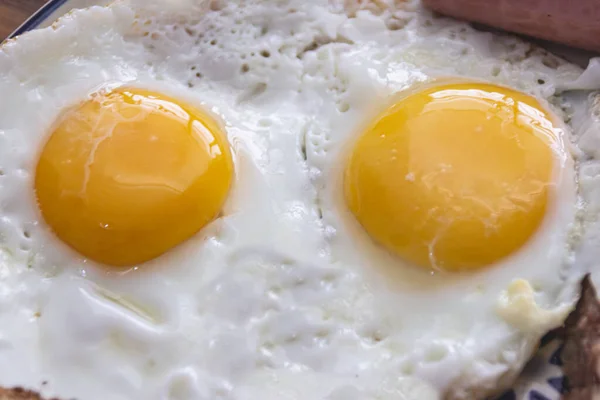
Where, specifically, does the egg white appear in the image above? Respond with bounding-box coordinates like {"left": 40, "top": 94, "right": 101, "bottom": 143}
{"left": 295, "top": 12, "right": 585, "bottom": 397}
{"left": 0, "top": 1, "right": 597, "bottom": 400}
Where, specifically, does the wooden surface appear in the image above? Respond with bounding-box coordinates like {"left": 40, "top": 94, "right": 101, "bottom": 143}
{"left": 0, "top": 0, "right": 48, "bottom": 39}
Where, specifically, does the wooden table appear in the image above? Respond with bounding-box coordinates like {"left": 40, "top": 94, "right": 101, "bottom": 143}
{"left": 0, "top": 0, "right": 48, "bottom": 39}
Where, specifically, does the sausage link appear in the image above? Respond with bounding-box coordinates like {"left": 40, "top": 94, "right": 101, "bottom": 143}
{"left": 422, "top": 0, "right": 600, "bottom": 53}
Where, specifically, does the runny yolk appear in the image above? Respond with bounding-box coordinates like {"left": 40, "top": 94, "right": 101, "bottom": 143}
{"left": 35, "top": 88, "right": 233, "bottom": 267}
{"left": 344, "top": 82, "right": 559, "bottom": 272}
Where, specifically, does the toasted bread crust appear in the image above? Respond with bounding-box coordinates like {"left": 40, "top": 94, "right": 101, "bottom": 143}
{"left": 561, "top": 275, "right": 600, "bottom": 400}
{"left": 0, "top": 388, "right": 46, "bottom": 400}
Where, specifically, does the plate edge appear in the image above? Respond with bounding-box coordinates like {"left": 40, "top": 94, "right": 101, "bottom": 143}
{"left": 8, "top": 0, "right": 70, "bottom": 39}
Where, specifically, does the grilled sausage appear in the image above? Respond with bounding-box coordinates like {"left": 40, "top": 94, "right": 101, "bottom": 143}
{"left": 422, "top": 0, "right": 600, "bottom": 53}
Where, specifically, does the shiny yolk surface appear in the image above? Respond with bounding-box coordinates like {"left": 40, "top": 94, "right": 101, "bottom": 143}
{"left": 35, "top": 88, "right": 233, "bottom": 267}
{"left": 344, "top": 83, "right": 559, "bottom": 272}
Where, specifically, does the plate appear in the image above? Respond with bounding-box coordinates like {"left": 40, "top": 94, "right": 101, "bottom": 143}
{"left": 10, "top": 0, "right": 109, "bottom": 39}
{"left": 7, "top": 2, "right": 570, "bottom": 399}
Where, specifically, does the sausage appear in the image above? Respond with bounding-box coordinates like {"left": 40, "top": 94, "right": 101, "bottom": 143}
{"left": 422, "top": 0, "right": 600, "bottom": 53}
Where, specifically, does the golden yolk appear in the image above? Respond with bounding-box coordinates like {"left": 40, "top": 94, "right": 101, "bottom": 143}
{"left": 344, "top": 83, "right": 558, "bottom": 272}
{"left": 35, "top": 88, "right": 233, "bottom": 267}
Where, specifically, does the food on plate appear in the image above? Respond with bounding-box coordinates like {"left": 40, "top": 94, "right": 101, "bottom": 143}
{"left": 0, "top": 0, "right": 599, "bottom": 399}
{"left": 35, "top": 87, "right": 233, "bottom": 266}
{"left": 344, "top": 82, "right": 564, "bottom": 271}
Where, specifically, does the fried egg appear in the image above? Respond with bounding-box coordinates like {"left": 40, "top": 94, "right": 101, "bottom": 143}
{"left": 36, "top": 87, "right": 234, "bottom": 266}
{"left": 0, "top": 1, "right": 598, "bottom": 399}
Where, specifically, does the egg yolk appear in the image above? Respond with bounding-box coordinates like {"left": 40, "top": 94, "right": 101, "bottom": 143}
{"left": 344, "top": 83, "right": 559, "bottom": 272}
{"left": 35, "top": 88, "right": 233, "bottom": 267}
